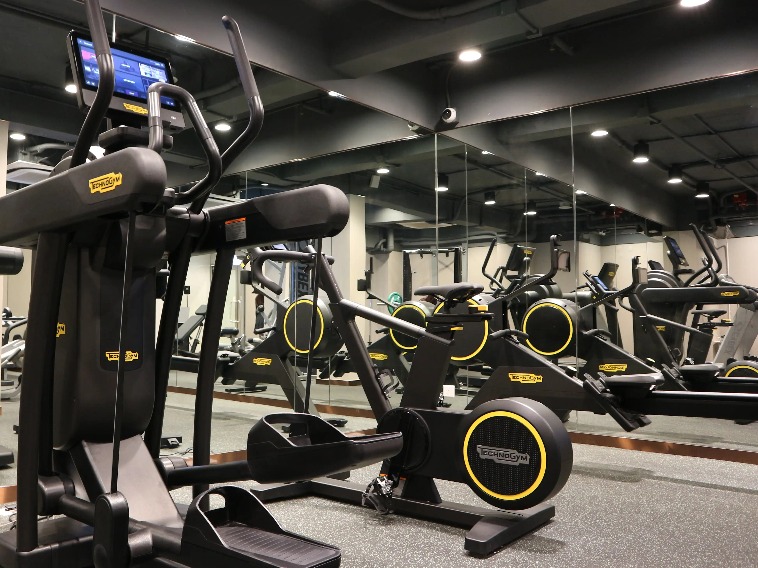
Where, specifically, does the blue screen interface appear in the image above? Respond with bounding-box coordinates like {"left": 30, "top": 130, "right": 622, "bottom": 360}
{"left": 76, "top": 37, "right": 177, "bottom": 108}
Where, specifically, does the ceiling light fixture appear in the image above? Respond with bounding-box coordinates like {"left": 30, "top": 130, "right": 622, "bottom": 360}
{"left": 523, "top": 201, "right": 537, "bottom": 216}
{"left": 559, "top": 201, "right": 572, "bottom": 210}
{"left": 436, "top": 173, "right": 449, "bottom": 192}
{"left": 610, "top": 203, "right": 616, "bottom": 207}
{"left": 458, "top": 49, "right": 482, "bottom": 62}
{"left": 327, "top": 91, "right": 346, "bottom": 98}
{"left": 632, "top": 141, "right": 650, "bottom": 164}
{"left": 482, "top": 150, "right": 492, "bottom": 155}
{"left": 175, "top": 34, "right": 195, "bottom": 43}
{"left": 261, "top": 183, "right": 269, "bottom": 186}
{"left": 695, "top": 182, "right": 710, "bottom": 199}
{"left": 667, "top": 165, "right": 683, "bottom": 184}
{"left": 484, "top": 191, "right": 496, "bottom": 205}
{"left": 575, "top": 189, "right": 587, "bottom": 195}
{"left": 680, "top": 0, "right": 709, "bottom": 7}
{"left": 591, "top": 129, "right": 609, "bottom": 137}
{"left": 9, "top": 132, "right": 26, "bottom": 141}
{"left": 214, "top": 122, "right": 232, "bottom": 132}
{"left": 65, "top": 83, "right": 78, "bottom": 94}
{"left": 376, "top": 167, "right": 390, "bottom": 174}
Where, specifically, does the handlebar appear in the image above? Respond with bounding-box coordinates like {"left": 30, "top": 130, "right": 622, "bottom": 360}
{"left": 148, "top": 83, "right": 222, "bottom": 212}
{"left": 481, "top": 239, "right": 506, "bottom": 294}
{"left": 696, "top": 224, "right": 723, "bottom": 277}
{"left": 501, "top": 234, "right": 562, "bottom": 303}
{"left": 69, "top": 0, "right": 114, "bottom": 169}
{"left": 219, "top": 16, "right": 265, "bottom": 174}
{"left": 250, "top": 247, "right": 334, "bottom": 295}
{"left": 684, "top": 223, "right": 716, "bottom": 287}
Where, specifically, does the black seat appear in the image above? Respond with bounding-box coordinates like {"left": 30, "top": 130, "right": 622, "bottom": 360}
{"left": 415, "top": 282, "right": 483, "bottom": 303}
{"left": 221, "top": 327, "right": 239, "bottom": 337}
{"left": 691, "top": 309, "right": 727, "bottom": 319}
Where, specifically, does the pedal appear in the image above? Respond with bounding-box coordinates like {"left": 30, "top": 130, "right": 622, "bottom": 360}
{"left": 361, "top": 475, "right": 395, "bottom": 514}
{"left": 437, "top": 393, "right": 451, "bottom": 408}
{"left": 377, "top": 370, "right": 400, "bottom": 397}
{"left": 160, "top": 436, "right": 182, "bottom": 449}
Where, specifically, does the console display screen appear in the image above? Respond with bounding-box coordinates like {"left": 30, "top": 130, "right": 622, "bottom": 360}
{"left": 664, "top": 236, "right": 689, "bottom": 267}
{"left": 72, "top": 35, "right": 178, "bottom": 110}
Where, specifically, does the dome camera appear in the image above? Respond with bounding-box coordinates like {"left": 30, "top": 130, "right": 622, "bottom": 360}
{"left": 441, "top": 107, "right": 458, "bottom": 124}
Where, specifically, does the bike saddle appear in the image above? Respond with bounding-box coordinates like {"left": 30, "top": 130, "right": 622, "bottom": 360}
{"left": 414, "top": 283, "right": 483, "bottom": 305}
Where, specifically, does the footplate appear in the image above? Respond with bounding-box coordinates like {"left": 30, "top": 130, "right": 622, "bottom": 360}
{"left": 583, "top": 375, "right": 651, "bottom": 431}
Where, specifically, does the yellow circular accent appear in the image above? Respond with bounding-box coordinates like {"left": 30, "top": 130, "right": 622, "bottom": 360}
{"left": 434, "top": 298, "right": 489, "bottom": 361}
{"left": 389, "top": 303, "right": 428, "bottom": 351}
{"left": 462, "top": 411, "right": 547, "bottom": 501}
{"left": 724, "top": 364, "right": 758, "bottom": 377}
{"left": 522, "top": 302, "right": 574, "bottom": 357}
{"left": 283, "top": 298, "right": 324, "bottom": 354}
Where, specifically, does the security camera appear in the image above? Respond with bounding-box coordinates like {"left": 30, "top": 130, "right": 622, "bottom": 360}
{"left": 441, "top": 107, "right": 458, "bottom": 124}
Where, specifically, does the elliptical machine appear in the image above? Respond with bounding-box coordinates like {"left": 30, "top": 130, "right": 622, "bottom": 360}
{"left": 0, "top": 4, "right": 403, "bottom": 567}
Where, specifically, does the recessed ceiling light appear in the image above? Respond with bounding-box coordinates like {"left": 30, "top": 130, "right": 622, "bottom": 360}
{"left": 535, "top": 171, "right": 546, "bottom": 176}
{"left": 484, "top": 191, "right": 496, "bottom": 205}
{"left": 667, "top": 165, "right": 683, "bottom": 184}
{"left": 328, "top": 91, "right": 346, "bottom": 98}
{"left": 695, "top": 182, "right": 710, "bottom": 198}
{"left": 576, "top": 189, "right": 587, "bottom": 195}
{"left": 261, "top": 183, "right": 269, "bottom": 186}
{"left": 376, "top": 167, "right": 390, "bottom": 174}
{"left": 523, "top": 210, "right": 537, "bottom": 216}
{"left": 9, "top": 132, "right": 26, "bottom": 141}
{"left": 680, "top": 0, "right": 709, "bottom": 7}
{"left": 65, "top": 83, "right": 78, "bottom": 94}
{"left": 632, "top": 141, "right": 650, "bottom": 164}
{"left": 458, "top": 49, "right": 482, "bottom": 62}
{"left": 214, "top": 122, "right": 232, "bottom": 132}
{"left": 436, "top": 173, "right": 449, "bottom": 192}
{"left": 175, "top": 34, "right": 195, "bottom": 43}
{"left": 591, "top": 129, "right": 609, "bottom": 137}
{"left": 610, "top": 203, "right": 616, "bottom": 207}
{"left": 482, "top": 150, "right": 492, "bottom": 155}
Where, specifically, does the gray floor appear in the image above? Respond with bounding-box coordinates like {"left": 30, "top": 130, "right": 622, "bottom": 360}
{"left": 1, "top": 377, "right": 758, "bottom": 565}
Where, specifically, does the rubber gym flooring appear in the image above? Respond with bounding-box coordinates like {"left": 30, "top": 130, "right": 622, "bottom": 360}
{"left": 0, "top": 375, "right": 756, "bottom": 566}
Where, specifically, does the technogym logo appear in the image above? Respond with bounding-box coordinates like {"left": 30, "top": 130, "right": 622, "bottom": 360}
{"left": 476, "top": 445, "right": 530, "bottom": 465}
{"left": 89, "top": 172, "right": 123, "bottom": 194}
{"left": 599, "top": 363, "right": 627, "bottom": 372}
{"left": 508, "top": 372, "right": 542, "bottom": 384}
{"left": 369, "top": 353, "right": 389, "bottom": 361}
{"left": 252, "top": 357, "right": 272, "bottom": 366}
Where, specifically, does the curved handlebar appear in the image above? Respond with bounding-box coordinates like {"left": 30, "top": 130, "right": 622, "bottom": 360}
{"left": 684, "top": 223, "right": 716, "bottom": 287}
{"left": 69, "top": 0, "right": 114, "bottom": 169}
{"left": 250, "top": 247, "right": 334, "bottom": 295}
{"left": 502, "top": 234, "right": 561, "bottom": 302}
{"left": 481, "top": 238, "right": 506, "bottom": 294}
{"left": 698, "top": 225, "right": 723, "bottom": 276}
{"left": 220, "top": 16, "right": 265, "bottom": 173}
{"left": 148, "top": 83, "right": 222, "bottom": 213}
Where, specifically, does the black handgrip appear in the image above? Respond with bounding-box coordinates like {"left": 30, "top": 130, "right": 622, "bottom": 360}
{"left": 0, "top": 246, "right": 23, "bottom": 275}
{"left": 221, "top": 16, "right": 259, "bottom": 100}
{"left": 254, "top": 325, "right": 276, "bottom": 334}
{"left": 219, "top": 16, "right": 264, "bottom": 173}
{"left": 250, "top": 247, "right": 335, "bottom": 294}
{"left": 481, "top": 238, "right": 505, "bottom": 293}
{"left": 70, "top": 0, "right": 114, "bottom": 169}
{"left": 490, "top": 328, "right": 529, "bottom": 341}
{"left": 147, "top": 83, "right": 221, "bottom": 213}
{"left": 698, "top": 225, "right": 723, "bottom": 276}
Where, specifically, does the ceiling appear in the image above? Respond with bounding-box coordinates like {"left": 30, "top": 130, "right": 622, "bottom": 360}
{"left": 0, "top": 0, "right": 756, "bottom": 243}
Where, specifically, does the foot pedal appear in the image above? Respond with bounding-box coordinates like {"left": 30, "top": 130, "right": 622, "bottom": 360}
{"left": 361, "top": 475, "right": 395, "bottom": 514}
{"left": 161, "top": 436, "right": 182, "bottom": 449}
{"left": 181, "top": 486, "right": 340, "bottom": 568}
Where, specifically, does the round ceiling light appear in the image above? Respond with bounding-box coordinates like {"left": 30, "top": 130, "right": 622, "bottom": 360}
{"left": 458, "top": 49, "right": 482, "bottom": 62}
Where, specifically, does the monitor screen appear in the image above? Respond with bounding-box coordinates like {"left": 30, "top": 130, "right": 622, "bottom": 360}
{"left": 664, "top": 236, "right": 689, "bottom": 267}
{"left": 505, "top": 245, "right": 534, "bottom": 271}
{"left": 591, "top": 275, "right": 609, "bottom": 292}
{"left": 597, "top": 262, "right": 618, "bottom": 289}
{"left": 69, "top": 32, "right": 184, "bottom": 127}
